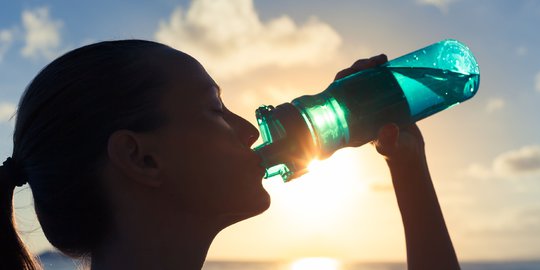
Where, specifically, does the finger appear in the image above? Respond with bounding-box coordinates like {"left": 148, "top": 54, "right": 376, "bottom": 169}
{"left": 334, "top": 54, "right": 388, "bottom": 80}
{"left": 402, "top": 123, "right": 425, "bottom": 148}
{"left": 373, "top": 123, "right": 399, "bottom": 157}
{"left": 334, "top": 68, "right": 357, "bottom": 80}
{"left": 351, "top": 54, "right": 388, "bottom": 70}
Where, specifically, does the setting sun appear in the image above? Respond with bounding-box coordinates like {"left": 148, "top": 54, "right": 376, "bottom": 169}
{"left": 263, "top": 149, "right": 372, "bottom": 232}
{"left": 289, "top": 257, "right": 342, "bottom": 270}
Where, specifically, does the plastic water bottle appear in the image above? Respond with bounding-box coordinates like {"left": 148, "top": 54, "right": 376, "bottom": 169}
{"left": 254, "top": 39, "right": 480, "bottom": 181}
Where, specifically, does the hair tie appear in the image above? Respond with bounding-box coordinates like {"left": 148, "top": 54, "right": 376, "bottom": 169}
{"left": 1, "top": 157, "right": 28, "bottom": 187}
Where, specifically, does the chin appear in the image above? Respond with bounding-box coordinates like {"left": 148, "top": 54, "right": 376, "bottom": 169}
{"left": 242, "top": 191, "right": 272, "bottom": 217}
{"left": 219, "top": 192, "right": 271, "bottom": 226}
{"left": 250, "top": 191, "right": 271, "bottom": 215}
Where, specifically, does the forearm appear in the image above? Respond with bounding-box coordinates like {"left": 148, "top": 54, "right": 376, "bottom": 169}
{"left": 336, "top": 57, "right": 460, "bottom": 269}
{"left": 387, "top": 157, "right": 460, "bottom": 270}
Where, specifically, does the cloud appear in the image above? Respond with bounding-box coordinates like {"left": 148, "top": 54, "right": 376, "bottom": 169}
{"left": 416, "top": 0, "right": 458, "bottom": 13}
{"left": 20, "top": 7, "right": 63, "bottom": 60}
{"left": 461, "top": 163, "right": 497, "bottom": 180}
{"left": 485, "top": 97, "right": 505, "bottom": 113}
{"left": 0, "top": 29, "right": 15, "bottom": 62}
{"left": 155, "top": 0, "right": 341, "bottom": 79}
{"left": 535, "top": 71, "right": 540, "bottom": 93}
{"left": 464, "top": 145, "right": 540, "bottom": 179}
{"left": 0, "top": 102, "right": 16, "bottom": 123}
{"left": 494, "top": 146, "right": 540, "bottom": 175}
{"left": 369, "top": 182, "right": 393, "bottom": 192}
{"left": 464, "top": 205, "right": 540, "bottom": 240}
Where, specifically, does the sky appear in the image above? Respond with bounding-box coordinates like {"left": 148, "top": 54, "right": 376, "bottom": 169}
{"left": 1, "top": 0, "right": 540, "bottom": 263}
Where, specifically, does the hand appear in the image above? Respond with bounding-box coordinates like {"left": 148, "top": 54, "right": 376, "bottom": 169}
{"left": 335, "top": 55, "right": 427, "bottom": 166}
{"left": 373, "top": 123, "right": 426, "bottom": 166}
{"left": 334, "top": 54, "right": 388, "bottom": 81}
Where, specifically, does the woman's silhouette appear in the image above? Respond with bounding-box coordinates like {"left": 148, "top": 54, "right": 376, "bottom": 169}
{"left": 0, "top": 40, "right": 459, "bottom": 270}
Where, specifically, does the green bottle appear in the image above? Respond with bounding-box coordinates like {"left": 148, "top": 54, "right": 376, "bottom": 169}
{"left": 254, "top": 39, "right": 480, "bottom": 182}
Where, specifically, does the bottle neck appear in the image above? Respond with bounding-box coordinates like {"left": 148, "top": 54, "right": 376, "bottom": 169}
{"left": 291, "top": 93, "right": 350, "bottom": 157}
{"left": 254, "top": 103, "right": 317, "bottom": 181}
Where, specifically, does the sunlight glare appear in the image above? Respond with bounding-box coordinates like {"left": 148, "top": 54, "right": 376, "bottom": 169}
{"left": 263, "top": 149, "right": 375, "bottom": 233}
{"left": 289, "top": 257, "right": 342, "bottom": 270}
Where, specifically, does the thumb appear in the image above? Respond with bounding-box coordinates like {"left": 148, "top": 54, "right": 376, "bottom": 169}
{"left": 373, "top": 123, "right": 399, "bottom": 157}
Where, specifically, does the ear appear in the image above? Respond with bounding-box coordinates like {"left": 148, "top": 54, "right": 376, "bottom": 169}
{"left": 107, "top": 130, "right": 163, "bottom": 187}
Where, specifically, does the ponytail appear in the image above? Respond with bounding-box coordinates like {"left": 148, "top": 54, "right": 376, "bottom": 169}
{"left": 0, "top": 162, "right": 40, "bottom": 270}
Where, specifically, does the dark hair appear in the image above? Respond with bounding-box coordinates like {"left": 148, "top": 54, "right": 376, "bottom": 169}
{"left": 0, "top": 40, "right": 172, "bottom": 269}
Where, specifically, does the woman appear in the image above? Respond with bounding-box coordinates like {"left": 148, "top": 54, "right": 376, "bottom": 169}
{"left": 0, "top": 40, "right": 459, "bottom": 270}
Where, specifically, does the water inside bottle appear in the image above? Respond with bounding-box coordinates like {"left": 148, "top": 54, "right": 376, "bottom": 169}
{"left": 389, "top": 66, "right": 480, "bottom": 122}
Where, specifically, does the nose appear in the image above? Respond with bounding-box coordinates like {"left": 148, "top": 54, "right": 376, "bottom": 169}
{"left": 227, "top": 111, "right": 260, "bottom": 148}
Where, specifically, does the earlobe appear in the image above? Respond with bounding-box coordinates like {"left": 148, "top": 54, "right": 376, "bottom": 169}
{"left": 107, "top": 130, "right": 163, "bottom": 188}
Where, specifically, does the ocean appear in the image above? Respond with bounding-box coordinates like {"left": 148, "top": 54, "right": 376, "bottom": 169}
{"left": 38, "top": 251, "right": 540, "bottom": 270}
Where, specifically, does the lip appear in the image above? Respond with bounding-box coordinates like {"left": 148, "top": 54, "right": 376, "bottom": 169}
{"left": 250, "top": 151, "right": 267, "bottom": 179}
{"left": 257, "top": 165, "right": 266, "bottom": 179}
{"left": 255, "top": 160, "right": 267, "bottom": 179}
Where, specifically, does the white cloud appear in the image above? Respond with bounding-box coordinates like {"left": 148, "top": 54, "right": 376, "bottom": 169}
{"left": 461, "top": 163, "right": 497, "bottom": 180}
{"left": 0, "top": 102, "right": 16, "bottom": 123}
{"left": 21, "top": 7, "right": 63, "bottom": 60}
{"left": 416, "top": 0, "right": 458, "bottom": 13}
{"left": 0, "top": 29, "right": 14, "bottom": 62}
{"left": 535, "top": 71, "right": 540, "bottom": 93}
{"left": 464, "top": 145, "right": 540, "bottom": 180}
{"left": 494, "top": 146, "right": 540, "bottom": 175}
{"left": 155, "top": 0, "right": 341, "bottom": 79}
{"left": 485, "top": 97, "right": 505, "bottom": 113}
{"left": 466, "top": 205, "right": 540, "bottom": 237}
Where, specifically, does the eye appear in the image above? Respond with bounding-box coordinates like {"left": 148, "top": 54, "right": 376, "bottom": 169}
{"left": 212, "top": 108, "right": 225, "bottom": 116}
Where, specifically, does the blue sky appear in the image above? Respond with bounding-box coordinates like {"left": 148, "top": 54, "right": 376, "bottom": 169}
{"left": 1, "top": 0, "right": 540, "bottom": 262}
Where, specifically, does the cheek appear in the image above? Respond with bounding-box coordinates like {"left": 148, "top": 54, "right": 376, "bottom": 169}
{"left": 160, "top": 135, "right": 220, "bottom": 205}
{"left": 159, "top": 129, "right": 268, "bottom": 215}
{"left": 157, "top": 127, "right": 236, "bottom": 207}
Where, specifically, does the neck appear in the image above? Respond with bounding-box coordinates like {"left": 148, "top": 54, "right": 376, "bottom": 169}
{"left": 91, "top": 212, "right": 222, "bottom": 270}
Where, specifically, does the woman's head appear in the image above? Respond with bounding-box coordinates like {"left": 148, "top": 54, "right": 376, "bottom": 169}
{"left": 1, "top": 39, "right": 269, "bottom": 268}
{"left": 128, "top": 49, "right": 269, "bottom": 219}
{"left": 12, "top": 40, "right": 173, "bottom": 257}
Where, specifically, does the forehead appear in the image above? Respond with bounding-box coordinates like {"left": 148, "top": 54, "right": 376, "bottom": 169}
{"left": 157, "top": 48, "right": 216, "bottom": 91}
{"left": 152, "top": 47, "right": 220, "bottom": 111}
